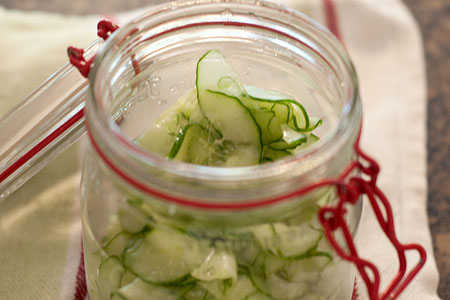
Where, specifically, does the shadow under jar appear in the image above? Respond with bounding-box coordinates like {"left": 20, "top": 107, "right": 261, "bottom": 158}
{"left": 80, "top": 1, "right": 363, "bottom": 299}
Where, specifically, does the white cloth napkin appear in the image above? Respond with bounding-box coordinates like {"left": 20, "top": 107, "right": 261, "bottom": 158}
{"left": 311, "top": 1, "right": 440, "bottom": 299}
{"left": 0, "top": 1, "right": 440, "bottom": 299}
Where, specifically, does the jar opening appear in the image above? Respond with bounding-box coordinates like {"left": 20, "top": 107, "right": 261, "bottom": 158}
{"left": 86, "top": 0, "right": 361, "bottom": 208}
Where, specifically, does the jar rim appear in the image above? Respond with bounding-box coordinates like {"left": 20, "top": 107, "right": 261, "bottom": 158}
{"left": 86, "top": 0, "right": 361, "bottom": 208}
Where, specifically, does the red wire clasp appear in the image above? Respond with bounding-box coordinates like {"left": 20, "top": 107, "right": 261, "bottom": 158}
{"left": 318, "top": 132, "right": 427, "bottom": 300}
{"left": 67, "top": 20, "right": 119, "bottom": 78}
{"left": 68, "top": 20, "right": 140, "bottom": 78}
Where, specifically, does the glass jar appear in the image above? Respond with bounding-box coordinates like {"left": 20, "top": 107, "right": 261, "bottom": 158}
{"left": 80, "top": 1, "right": 363, "bottom": 299}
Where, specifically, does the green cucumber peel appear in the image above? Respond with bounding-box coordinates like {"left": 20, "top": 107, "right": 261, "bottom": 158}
{"left": 98, "top": 256, "right": 126, "bottom": 299}
{"left": 247, "top": 95, "right": 311, "bottom": 131}
{"left": 115, "top": 277, "right": 191, "bottom": 300}
{"left": 288, "top": 101, "right": 310, "bottom": 130}
{"left": 248, "top": 93, "right": 322, "bottom": 135}
{"left": 110, "top": 292, "right": 128, "bottom": 300}
{"left": 310, "top": 133, "right": 320, "bottom": 141}
{"left": 268, "top": 135, "right": 307, "bottom": 150}
{"left": 168, "top": 124, "right": 197, "bottom": 159}
{"left": 246, "top": 271, "right": 278, "bottom": 300}
{"left": 278, "top": 248, "right": 332, "bottom": 262}
{"left": 104, "top": 232, "right": 133, "bottom": 257}
{"left": 248, "top": 96, "right": 291, "bottom": 124}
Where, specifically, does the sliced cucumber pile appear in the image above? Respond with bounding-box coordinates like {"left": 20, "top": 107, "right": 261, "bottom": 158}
{"left": 136, "top": 50, "right": 321, "bottom": 167}
{"left": 95, "top": 51, "right": 332, "bottom": 300}
{"left": 96, "top": 197, "right": 333, "bottom": 300}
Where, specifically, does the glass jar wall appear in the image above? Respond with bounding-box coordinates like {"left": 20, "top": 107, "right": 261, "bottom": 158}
{"left": 80, "top": 1, "right": 362, "bottom": 299}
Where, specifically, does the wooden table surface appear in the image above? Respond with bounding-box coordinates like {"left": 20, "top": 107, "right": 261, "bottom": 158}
{"left": 1, "top": 0, "right": 449, "bottom": 298}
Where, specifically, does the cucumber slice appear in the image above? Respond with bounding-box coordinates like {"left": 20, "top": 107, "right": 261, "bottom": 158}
{"left": 250, "top": 108, "right": 283, "bottom": 145}
{"left": 268, "top": 139, "right": 304, "bottom": 151}
{"left": 218, "top": 76, "right": 246, "bottom": 98}
{"left": 98, "top": 256, "right": 125, "bottom": 299}
{"left": 245, "top": 293, "right": 274, "bottom": 300}
{"left": 234, "top": 96, "right": 281, "bottom": 146}
{"left": 196, "top": 50, "right": 246, "bottom": 98}
{"left": 245, "top": 85, "right": 321, "bottom": 152}
{"left": 291, "top": 133, "right": 320, "bottom": 154}
{"left": 285, "top": 202, "right": 321, "bottom": 226}
{"left": 272, "top": 223, "right": 322, "bottom": 258}
{"left": 233, "top": 238, "right": 261, "bottom": 267}
{"left": 247, "top": 97, "right": 291, "bottom": 127}
{"left": 263, "top": 254, "right": 286, "bottom": 276}
{"left": 120, "top": 270, "right": 137, "bottom": 287}
{"left": 250, "top": 260, "right": 308, "bottom": 300}
{"left": 198, "top": 280, "right": 232, "bottom": 298}
{"left": 250, "top": 223, "right": 322, "bottom": 259}
{"left": 224, "top": 275, "right": 257, "bottom": 300}
{"left": 261, "top": 147, "right": 291, "bottom": 163}
{"left": 249, "top": 224, "right": 278, "bottom": 255}
{"left": 196, "top": 50, "right": 262, "bottom": 166}
{"left": 287, "top": 101, "right": 310, "bottom": 131}
{"left": 269, "top": 124, "right": 307, "bottom": 150}
{"left": 191, "top": 250, "right": 237, "bottom": 282}
{"left": 308, "top": 117, "right": 323, "bottom": 131}
{"left": 246, "top": 85, "right": 312, "bottom": 132}
{"left": 169, "top": 123, "right": 233, "bottom": 166}
{"left": 285, "top": 253, "right": 331, "bottom": 283}
{"left": 118, "top": 203, "right": 149, "bottom": 234}
{"left": 169, "top": 123, "right": 210, "bottom": 164}
{"left": 102, "top": 215, "right": 124, "bottom": 247}
{"left": 181, "top": 284, "right": 211, "bottom": 300}
{"left": 123, "top": 228, "right": 212, "bottom": 284}
{"left": 246, "top": 86, "right": 292, "bottom": 101}
{"left": 135, "top": 88, "right": 203, "bottom": 156}
{"left": 104, "top": 232, "right": 132, "bottom": 257}
{"left": 266, "top": 274, "right": 308, "bottom": 300}
{"left": 111, "top": 293, "right": 127, "bottom": 300}
{"left": 299, "top": 294, "right": 327, "bottom": 300}
{"left": 116, "top": 278, "right": 184, "bottom": 300}
{"left": 262, "top": 252, "right": 331, "bottom": 284}
{"left": 197, "top": 89, "right": 262, "bottom": 166}
{"left": 121, "top": 231, "right": 146, "bottom": 254}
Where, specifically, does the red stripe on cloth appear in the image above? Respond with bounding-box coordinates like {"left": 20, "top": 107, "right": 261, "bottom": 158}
{"left": 352, "top": 279, "right": 360, "bottom": 300}
{"left": 73, "top": 246, "right": 87, "bottom": 300}
{"left": 323, "top": 0, "right": 342, "bottom": 41}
